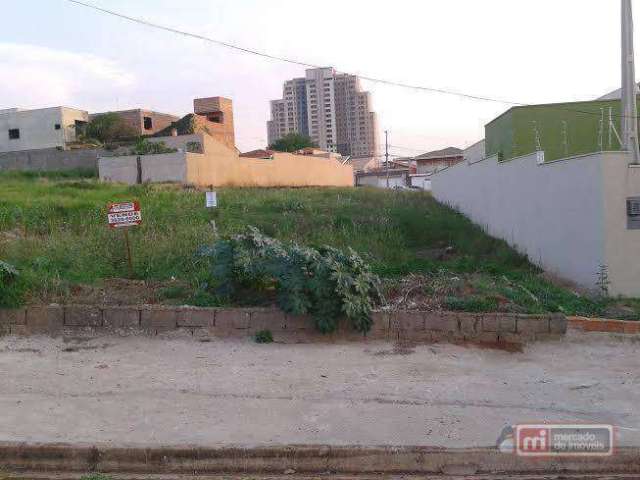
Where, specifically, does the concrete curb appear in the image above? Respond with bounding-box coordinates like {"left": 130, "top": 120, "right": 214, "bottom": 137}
{"left": 0, "top": 443, "right": 638, "bottom": 476}
{"left": 568, "top": 316, "right": 640, "bottom": 334}
{"left": 0, "top": 306, "right": 567, "bottom": 346}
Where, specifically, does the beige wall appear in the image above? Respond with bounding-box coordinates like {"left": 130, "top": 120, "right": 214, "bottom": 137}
{"left": 186, "top": 133, "right": 353, "bottom": 187}
{"left": 601, "top": 158, "right": 640, "bottom": 297}
{"left": 99, "top": 132, "right": 354, "bottom": 188}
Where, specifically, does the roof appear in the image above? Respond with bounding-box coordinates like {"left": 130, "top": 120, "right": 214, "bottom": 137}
{"left": 414, "top": 147, "right": 463, "bottom": 161}
{"left": 598, "top": 83, "right": 640, "bottom": 100}
{"left": 347, "top": 156, "right": 377, "bottom": 172}
{"left": 240, "top": 149, "right": 275, "bottom": 159}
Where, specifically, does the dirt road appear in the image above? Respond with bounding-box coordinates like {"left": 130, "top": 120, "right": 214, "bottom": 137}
{"left": 0, "top": 331, "right": 638, "bottom": 448}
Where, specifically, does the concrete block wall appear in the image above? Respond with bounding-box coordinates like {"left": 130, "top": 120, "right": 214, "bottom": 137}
{"left": 0, "top": 306, "right": 567, "bottom": 345}
{"left": 0, "top": 147, "right": 101, "bottom": 172}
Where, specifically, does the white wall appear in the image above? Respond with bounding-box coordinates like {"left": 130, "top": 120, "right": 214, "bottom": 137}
{"left": 432, "top": 151, "right": 610, "bottom": 292}
{"left": 0, "top": 107, "right": 88, "bottom": 153}
{"left": 357, "top": 173, "right": 407, "bottom": 188}
{"left": 409, "top": 175, "right": 431, "bottom": 190}
{"left": 98, "top": 153, "right": 189, "bottom": 184}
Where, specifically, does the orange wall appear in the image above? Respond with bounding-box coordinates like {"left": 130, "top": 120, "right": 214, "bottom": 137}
{"left": 186, "top": 134, "right": 353, "bottom": 187}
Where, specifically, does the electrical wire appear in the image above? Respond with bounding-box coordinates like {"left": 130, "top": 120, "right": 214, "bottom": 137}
{"left": 64, "top": 0, "right": 639, "bottom": 120}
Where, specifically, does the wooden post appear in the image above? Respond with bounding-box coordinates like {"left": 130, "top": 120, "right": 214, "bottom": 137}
{"left": 123, "top": 228, "right": 134, "bottom": 278}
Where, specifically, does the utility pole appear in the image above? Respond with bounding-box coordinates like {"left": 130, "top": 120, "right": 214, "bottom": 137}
{"left": 621, "top": 0, "right": 640, "bottom": 163}
{"left": 385, "top": 130, "right": 390, "bottom": 189}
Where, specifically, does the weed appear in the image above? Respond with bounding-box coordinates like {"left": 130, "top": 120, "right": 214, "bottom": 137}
{"left": 255, "top": 330, "right": 274, "bottom": 343}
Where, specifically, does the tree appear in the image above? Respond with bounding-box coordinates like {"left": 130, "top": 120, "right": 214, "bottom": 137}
{"left": 268, "top": 133, "right": 318, "bottom": 153}
{"left": 85, "top": 113, "right": 137, "bottom": 144}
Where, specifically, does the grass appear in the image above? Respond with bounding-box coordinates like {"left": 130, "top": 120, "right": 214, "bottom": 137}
{"left": 0, "top": 170, "right": 638, "bottom": 319}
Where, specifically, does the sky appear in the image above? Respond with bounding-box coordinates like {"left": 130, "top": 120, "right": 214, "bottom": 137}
{"left": 0, "top": 0, "right": 636, "bottom": 155}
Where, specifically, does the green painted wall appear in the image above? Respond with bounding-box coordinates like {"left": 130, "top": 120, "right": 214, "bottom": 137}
{"left": 485, "top": 99, "right": 639, "bottom": 162}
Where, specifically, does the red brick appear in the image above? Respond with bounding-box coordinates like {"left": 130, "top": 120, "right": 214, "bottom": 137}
{"left": 624, "top": 322, "right": 640, "bottom": 334}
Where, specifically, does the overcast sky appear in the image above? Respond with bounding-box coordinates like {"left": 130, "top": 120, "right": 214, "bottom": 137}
{"left": 1, "top": 0, "right": 636, "bottom": 154}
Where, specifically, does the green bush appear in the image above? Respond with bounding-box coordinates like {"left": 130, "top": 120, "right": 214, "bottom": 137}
{"left": 254, "top": 329, "right": 274, "bottom": 343}
{"left": 0, "top": 261, "right": 19, "bottom": 306}
{"left": 201, "top": 227, "right": 380, "bottom": 334}
{"left": 444, "top": 295, "right": 500, "bottom": 313}
{"left": 80, "top": 474, "right": 112, "bottom": 480}
{"left": 85, "top": 112, "right": 137, "bottom": 144}
{"left": 129, "top": 139, "right": 177, "bottom": 156}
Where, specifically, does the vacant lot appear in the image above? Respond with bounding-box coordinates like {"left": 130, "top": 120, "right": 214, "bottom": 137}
{"left": 0, "top": 170, "right": 638, "bottom": 318}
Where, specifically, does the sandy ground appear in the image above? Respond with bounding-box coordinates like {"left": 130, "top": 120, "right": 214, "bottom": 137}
{"left": 0, "top": 331, "right": 638, "bottom": 448}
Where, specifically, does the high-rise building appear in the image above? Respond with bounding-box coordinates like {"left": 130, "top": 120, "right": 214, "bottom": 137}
{"left": 267, "top": 67, "right": 379, "bottom": 158}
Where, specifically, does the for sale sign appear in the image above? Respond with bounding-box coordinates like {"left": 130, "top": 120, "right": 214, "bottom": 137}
{"left": 108, "top": 201, "right": 142, "bottom": 228}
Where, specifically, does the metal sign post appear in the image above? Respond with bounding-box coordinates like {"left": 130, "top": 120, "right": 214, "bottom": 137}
{"left": 107, "top": 201, "right": 142, "bottom": 278}
{"left": 206, "top": 191, "right": 218, "bottom": 238}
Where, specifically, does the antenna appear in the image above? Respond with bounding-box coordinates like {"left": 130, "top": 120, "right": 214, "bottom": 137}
{"left": 598, "top": 108, "right": 605, "bottom": 151}
{"left": 561, "top": 120, "right": 569, "bottom": 157}
{"left": 609, "top": 107, "right": 623, "bottom": 148}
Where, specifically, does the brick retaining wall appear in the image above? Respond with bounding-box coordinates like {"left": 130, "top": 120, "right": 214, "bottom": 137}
{"left": 0, "top": 306, "right": 567, "bottom": 345}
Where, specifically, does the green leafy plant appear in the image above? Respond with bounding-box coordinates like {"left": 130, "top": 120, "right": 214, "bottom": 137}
{"left": 80, "top": 474, "right": 112, "bottom": 480}
{"left": 269, "top": 132, "right": 318, "bottom": 152}
{"left": 0, "top": 261, "right": 19, "bottom": 305}
{"left": 85, "top": 112, "right": 137, "bottom": 144}
{"left": 201, "top": 227, "right": 380, "bottom": 334}
{"left": 129, "top": 139, "right": 177, "bottom": 156}
{"left": 254, "top": 329, "right": 274, "bottom": 343}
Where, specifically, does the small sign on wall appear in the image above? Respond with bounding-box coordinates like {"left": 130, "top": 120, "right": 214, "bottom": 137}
{"left": 206, "top": 191, "right": 217, "bottom": 208}
{"left": 627, "top": 197, "right": 640, "bottom": 229}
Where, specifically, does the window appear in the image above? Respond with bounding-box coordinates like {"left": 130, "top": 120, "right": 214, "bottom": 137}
{"left": 8, "top": 129, "right": 19, "bottom": 140}
{"left": 143, "top": 117, "right": 153, "bottom": 130}
{"left": 54, "top": 124, "right": 61, "bottom": 130}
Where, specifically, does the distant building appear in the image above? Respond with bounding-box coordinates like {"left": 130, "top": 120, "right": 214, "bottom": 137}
{"left": 413, "top": 147, "right": 464, "bottom": 174}
{"left": 193, "top": 97, "right": 236, "bottom": 148}
{"left": 267, "top": 67, "right": 379, "bottom": 158}
{"left": 0, "top": 106, "right": 89, "bottom": 153}
{"left": 89, "top": 109, "right": 179, "bottom": 137}
{"left": 99, "top": 94, "right": 354, "bottom": 188}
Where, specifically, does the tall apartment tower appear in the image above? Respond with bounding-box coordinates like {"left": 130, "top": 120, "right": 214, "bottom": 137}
{"left": 267, "top": 67, "right": 379, "bottom": 158}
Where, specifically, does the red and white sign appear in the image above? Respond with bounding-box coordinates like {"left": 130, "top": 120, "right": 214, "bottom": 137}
{"left": 108, "top": 201, "right": 142, "bottom": 228}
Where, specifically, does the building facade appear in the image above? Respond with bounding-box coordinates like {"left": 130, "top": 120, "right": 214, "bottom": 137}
{"left": 0, "top": 107, "right": 89, "bottom": 153}
{"left": 414, "top": 147, "right": 464, "bottom": 174}
{"left": 267, "top": 67, "right": 379, "bottom": 158}
{"left": 89, "top": 109, "right": 179, "bottom": 137}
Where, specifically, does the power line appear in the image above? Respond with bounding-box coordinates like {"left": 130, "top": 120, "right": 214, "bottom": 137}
{"left": 63, "top": 0, "right": 638, "bottom": 120}
{"left": 63, "top": 0, "right": 524, "bottom": 106}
